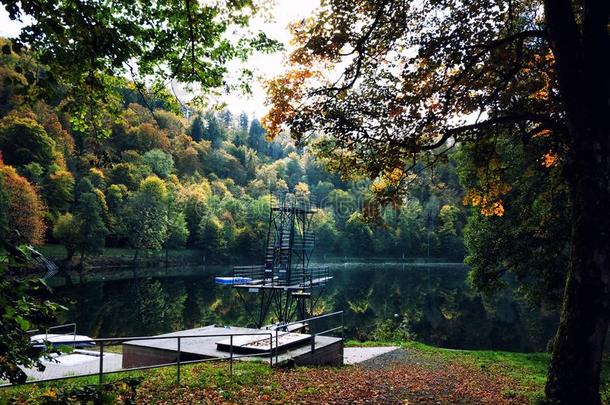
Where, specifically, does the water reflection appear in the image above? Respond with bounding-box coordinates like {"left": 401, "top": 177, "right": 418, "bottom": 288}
{"left": 48, "top": 263, "right": 558, "bottom": 352}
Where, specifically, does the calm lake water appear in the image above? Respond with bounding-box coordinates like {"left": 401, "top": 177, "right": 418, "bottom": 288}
{"left": 47, "top": 262, "right": 558, "bottom": 352}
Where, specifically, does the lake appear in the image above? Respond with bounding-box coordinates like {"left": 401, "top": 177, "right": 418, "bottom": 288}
{"left": 46, "top": 261, "right": 559, "bottom": 352}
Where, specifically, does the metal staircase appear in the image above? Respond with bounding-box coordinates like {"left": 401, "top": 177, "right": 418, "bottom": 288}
{"left": 223, "top": 192, "right": 331, "bottom": 327}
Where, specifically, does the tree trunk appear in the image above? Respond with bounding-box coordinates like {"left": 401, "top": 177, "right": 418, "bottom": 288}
{"left": 543, "top": 0, "right": 610, "bottom": 402}
{"left": 545, "top": 167, "right": 610, "bottom": 404}
{"left": 66, "top": 248, "right": 74, "bottom": 262}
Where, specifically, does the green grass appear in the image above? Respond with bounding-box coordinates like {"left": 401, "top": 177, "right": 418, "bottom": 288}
{"left": 0, "top": 360, "right": 272, "bottom": 404}
{"left": 0, "top": 369, "right": 146, "bottom": 403}
{"left": 37, "top": 244, "right": 200, "bottom": 259}
{"left": 344, "top": 339, "right": 403, "bottom": 347}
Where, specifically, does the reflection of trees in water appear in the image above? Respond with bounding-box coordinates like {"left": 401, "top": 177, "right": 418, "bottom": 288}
{"left": 52, "top": 265, "right": 558, "bottom": 351}
{"left": 325, "top": 266, "right": 558, "bottom": 351}
{"left": 56, "top": 275, "right": 188, "bottom": 337}
{"left": 181, "top": 274, "right": 252, "bottom": 328}
{"left": 135, "top": 279, "right": 187, "bottom": 335}
{"left": 56, "top": 280, "right": 106, "bottom": 337}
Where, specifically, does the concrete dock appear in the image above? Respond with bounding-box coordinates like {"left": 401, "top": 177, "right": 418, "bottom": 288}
{"left": 122, "top": 325, "right": 343, "bottom": 368}
{"left": 21, "top": 350, "right": 122, "bottom": 381}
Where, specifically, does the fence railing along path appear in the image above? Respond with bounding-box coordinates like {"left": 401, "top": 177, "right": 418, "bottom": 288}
{"left": 1, "top": 311, "right": 344, "bottom": 388}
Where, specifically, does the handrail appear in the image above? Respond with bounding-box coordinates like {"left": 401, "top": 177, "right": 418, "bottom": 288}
{"left": 28, "top": 323, "right": 78, "bottom": 345}
{"left": 6, "top": 312, "right": 345, "bottom": 388}
{"left": 43, "top": 331, "right": 275, "bottom": 345}
{"left": 269, "top": 311, "right": 344, "bottom": 359}
{"left": 28, "top": 322, "right": 77, "bottom": 335}
{"left": 0, "top": 331, "right": 274, "bottom": 388}
{"left": 281, "top": 310, "right": 343, "bottom": 328}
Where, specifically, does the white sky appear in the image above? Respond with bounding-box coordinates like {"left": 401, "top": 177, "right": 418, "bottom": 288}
{"left": 210, "top": 0, "right": 320, "bottom": 118}
{"left": 0, "top": 0, "right": 320, "bottom": 119}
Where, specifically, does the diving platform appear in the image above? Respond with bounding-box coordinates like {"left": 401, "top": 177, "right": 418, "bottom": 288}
{"left": 220, "top": 266, "right": 331, "bottom": 290}
{"left": 215, "top": 331, "right": 311, "bottom": 354}
{"left": 215, "top": 191, "right": 333, "bottom": 328}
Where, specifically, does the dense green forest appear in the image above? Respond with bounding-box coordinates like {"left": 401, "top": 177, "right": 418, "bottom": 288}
{"left": 0, "top": 37, "right": 467, "bottom": 265}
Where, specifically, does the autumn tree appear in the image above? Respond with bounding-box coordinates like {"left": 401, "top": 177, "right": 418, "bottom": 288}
{"left": 73, "top": 179, "right": 108, "bottom": 261}
{"left": 179, "top": 182, "right": 212, "bottom": 245}
{"left": 43, "top": 169, "right": 75, "bottom": 215}
{"left": 105, "top": 183, "right": 128, "bottom": 240}
{"left": 125, "top": 176, "right": 169, "bottom": 260}
{"left": 264, "top": 0, "right": 610, "bottom": 402}
{"left": 0, "top": 113, "right": 56, "bottom": 170}
{"left": 0, "top": 161, "right": 46, "bottom": 245}
{"left": 153, "top": 109, "right": 184, "bottom": 138}
{"left": 200, "top": 218, "right": 225, "bottom": 258}
{"left": 163, "top": 179, "right": 189, "bottom": 260}
{"left": 52, "top": 213, "right": 79, "bottom": 261}
{"left": 0, "top": 0, "right": 281, "bottom": 385}
{"left": 457, "top": 136, "right": 569, "bottom": 309}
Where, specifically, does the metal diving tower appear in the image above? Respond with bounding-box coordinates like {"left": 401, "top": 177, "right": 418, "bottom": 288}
{"left": 215, "top": 192, "right": 331, "bottom": 328}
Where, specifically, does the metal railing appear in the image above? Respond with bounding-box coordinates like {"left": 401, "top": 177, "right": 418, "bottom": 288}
{"left": 270, "top": 193, "right": 317, "bottom": 212}
{"left": 3, "top": 311, "right": 344, "bottom": 389}
{"left": 233, "top": 265, "right": 331, "bottom": 288}
{"left": 28, "top": 323, "right": 78, "bottom": 344}
{"left": 1, "top": 331, "right": 274, "bottom": 388}
{"left": 268, "top": 311, "right": 344, "bottom": 365}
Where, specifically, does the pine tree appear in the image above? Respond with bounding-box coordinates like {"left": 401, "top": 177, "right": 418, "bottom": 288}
{"left": 190, "top": 115, "right": 204, "bottom": 141}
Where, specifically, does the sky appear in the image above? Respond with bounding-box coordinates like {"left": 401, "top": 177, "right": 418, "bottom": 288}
{"left": 0, "top": 0, "right": 320, "bottom": 119}
{"left": 220, "top": 0, "right": 320, "bottom": 118}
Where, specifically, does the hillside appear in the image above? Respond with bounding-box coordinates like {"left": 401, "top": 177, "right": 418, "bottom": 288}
{"left": 0, "top": 37, "right": 466, "bottom": 267}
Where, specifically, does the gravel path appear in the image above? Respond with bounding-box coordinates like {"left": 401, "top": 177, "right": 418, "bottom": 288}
{"left": 344, "top": 346, "right": 400, "bottom": 364}
{"left": 357, "top": 347, "right": 439, "bottom": 370}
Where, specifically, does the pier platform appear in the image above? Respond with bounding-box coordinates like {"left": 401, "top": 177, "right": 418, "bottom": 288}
{"left": 122, "top": 325, "right": 343, "bottom": 368}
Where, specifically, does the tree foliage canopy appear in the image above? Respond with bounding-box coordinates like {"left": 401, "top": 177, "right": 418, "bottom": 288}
{"left": 1, "top": 0, "right": 281, "bottom": 137}
{"left": 264, "top": 0, "right": 568, "bottom": 212}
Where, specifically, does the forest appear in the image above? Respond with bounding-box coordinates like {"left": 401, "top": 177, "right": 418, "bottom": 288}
{"left": 0, "top": 37, "right": 468, "bottom": 264}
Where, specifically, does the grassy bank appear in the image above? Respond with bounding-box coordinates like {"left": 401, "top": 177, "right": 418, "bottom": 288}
{"left": 6, "top": 341, "right": 610, "bottom": 404}
{"left": 38, "top": 244, "right": 202, "bottom": 261}
{"left": 36, "top": 244, "right": 207, "bottom": 270}
{"left": 37, "top": 245, "right": 465, "bottom": 268}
